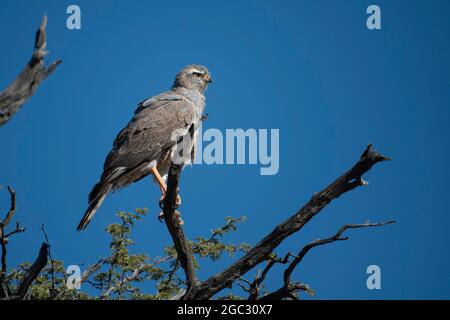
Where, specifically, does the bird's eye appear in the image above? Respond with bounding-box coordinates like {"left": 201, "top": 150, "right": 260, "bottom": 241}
{"left": 192, "top": 72, "right": 202, "bottom": 78}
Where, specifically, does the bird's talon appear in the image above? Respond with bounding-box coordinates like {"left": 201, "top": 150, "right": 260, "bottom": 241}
{"left": 160, "top": 193, "right": 182, "bottom": 208}
{"left": 175, "top": 194, "right": 182, "bottom": 207}
{"left": 158, "top": 210, "right": 183, "bottom": 225}
{"left": 175, "top": 210, "right": 184, "bottom": 226}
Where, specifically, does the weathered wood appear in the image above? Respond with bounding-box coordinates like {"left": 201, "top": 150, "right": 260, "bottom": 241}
{"left": 184, "top": 144, "right": 390, "bottom": 300}
{"left": 162, "top": 162, "right": 199, "bottom": 296}
{"left": 16, "top": 243, "right": 48, "bottom": 299}
{"left": 260, "top": 220, "right": 395, "bottom": 300}
{"left": 0, "top": 15, "right": 61, "bottom": 126}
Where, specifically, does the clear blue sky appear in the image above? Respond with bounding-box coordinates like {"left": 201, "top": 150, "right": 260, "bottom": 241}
{"left": 1, "top": 0, "right": 449, "bottom": 299}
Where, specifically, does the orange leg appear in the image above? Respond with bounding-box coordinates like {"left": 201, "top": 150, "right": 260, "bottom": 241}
{"left": 150, "top": 167, "right": 182, "bottom": 224}
{"left": 150, "top": 166, "right": 167, "bottom": 195}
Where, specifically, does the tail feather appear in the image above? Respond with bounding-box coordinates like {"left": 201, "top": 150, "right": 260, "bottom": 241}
{"left": 77, "top": 184, "right": 111, "bottom": 231}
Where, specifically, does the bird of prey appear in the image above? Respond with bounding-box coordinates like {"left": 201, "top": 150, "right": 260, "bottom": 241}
{"left": 77, "top": 65, "right": 212, "bottom": 230}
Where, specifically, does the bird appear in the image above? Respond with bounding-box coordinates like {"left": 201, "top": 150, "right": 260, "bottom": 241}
{"left": 77, "top": 65, "right": 212, "bottom": 230}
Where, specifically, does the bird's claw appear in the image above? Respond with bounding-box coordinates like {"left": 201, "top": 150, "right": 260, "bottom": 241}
{"left": 177, "top": 212, "right": 184, "bottom": 226}
{"left": 159, "top": 193, "right": 182, "bottom": 209}
{"left": 157, "top": 211, "right": 184, "bottom": 225}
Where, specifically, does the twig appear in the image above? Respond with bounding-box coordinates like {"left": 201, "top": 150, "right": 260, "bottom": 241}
{"left": 4, "top": 223, "right": 26, "bottom": 238}
{"left": 40, "top": 224, "right": 55, "bottom": 297}
{"left": 248, "top": 253, "right": 290, "bottom": 300}
{"left": 100, "top": 256, "right": 171, "bottom": 298}
{"left": 0, "top": 186, "right": 20, "bottom": 297}
{"left": 260, "top": 282, "right": 312, "bottom": 300}
{"left": 0, "top": 15, "right": 61, "bottom": 126}
{"left": 261, "top": 220, "right": 395, "bottom": 300}
{"left": 284, "top": 220, "right": 396, "bottom": 285}
{"left": 80, "top": 257, "right": 112, "bottom": 283}
{"left": 2, "top": 186, "right": 17, "bottom": 227}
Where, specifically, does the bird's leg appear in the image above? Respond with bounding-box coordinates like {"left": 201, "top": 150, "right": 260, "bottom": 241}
{"left": 150, "top": 166, "right": 181, "bottom": 206}
{"left": 150, "top": 167, "right": 182, "bottom": 224}
{"left": 150, "top": 167, "right": 169, "bottom": 207}
{"left": 150, "top": 166, "right": 167, "bottom": 195}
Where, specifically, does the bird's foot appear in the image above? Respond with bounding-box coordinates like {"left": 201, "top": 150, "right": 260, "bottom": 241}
{"left": 176, "top": 211, "right": 184, "bottom": 225}
{"left": 157, "top": 210, "right": 184, "bottom": 225}
{"left": 159, "top": 192, "right": 182, "bottom": 209}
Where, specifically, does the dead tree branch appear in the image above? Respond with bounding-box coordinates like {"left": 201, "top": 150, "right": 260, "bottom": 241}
{"left": 283, "top": 220, "right": 396, "bottom": 286}
{"left": 261, "top": 220, "right": 396, "bottom": 300}
{"left": 40, "top": 224, "right": 56, "bottom": 297}
{"left": 2, "top": 186, "right": 17, "bottom": 228}
{"left": 260, "top": 282, "right": 313, "bottom": 300}
{"left": 0, "top": 186, "right": 22, "bottom": 297}
{"left": 0, "top": 187, "right": 47, "bottom": 300}
{"left": 181, "top": 144, "right": 391, "bottom": 299}
{"left": 248, "top": 253, "right": 290, "bottom": 300}
{"left": 162, "top": 162, "right": 199, "bottom": 295}
{"left": 15, "top": 242, "right": 48, "bottom": 299}
{"left": 0, "top": 15, "right": 61, "bottom": 126}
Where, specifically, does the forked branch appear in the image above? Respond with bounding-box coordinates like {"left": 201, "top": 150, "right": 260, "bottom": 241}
{"left": 261, "top": 220, "right": 396, "bottom": 300}
{"left": 175, "top": 144, "right": 391, "bottom": 299}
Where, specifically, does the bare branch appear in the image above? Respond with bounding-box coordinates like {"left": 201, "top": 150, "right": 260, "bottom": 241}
{"left": 248, "top": 253, "right": 290, "bottom": 300}
{"left": 260, "top": 220, "right": 395, "bottom": 300}
{"left": 4, "top": 223, "right": 26, "bottom": 238}
{"left": 0, "top": 231, "right": 7, "bottom": 286}
{"left": 283, "top": 220, "right": 396, "bottom": 286}
{"left": 2, "top": 186, "right": 17, "bottom": 228}
{"left": 162, "top": 162, "right": 199, "bottom": 295}
{"left": 0, "top": 15, "right": 61, "bottom": 126}
{"left": 0, "top": 186, "right": 20, "bottom": 296}
{"left": 186, "top": 144, "right": 391, "bottom": 299}
{"left": 40, "top": 224, "right": 55, "bottom": 297}
{"left": 260, "top": 282, "right": 312, "bottom": 300}
{"left": 16, "top": 243, "right": 48, "bottom": 299}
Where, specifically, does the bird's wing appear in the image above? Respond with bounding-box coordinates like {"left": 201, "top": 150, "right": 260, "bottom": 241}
{"left": 103, "top": 92, "right": 198, "bottom": 173}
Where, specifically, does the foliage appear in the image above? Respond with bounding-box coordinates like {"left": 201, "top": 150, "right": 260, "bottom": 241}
{"left": 4, "top": 209, "right": 250, "bottom": 300}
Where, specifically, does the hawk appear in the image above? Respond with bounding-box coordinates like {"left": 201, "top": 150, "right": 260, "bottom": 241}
{"left": 77, "top": 65, "right": 212, "bottom": 230}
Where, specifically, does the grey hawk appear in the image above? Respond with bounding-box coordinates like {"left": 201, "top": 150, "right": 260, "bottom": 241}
{"left": 77, "top": 65, "right": 212, "bottom": 230}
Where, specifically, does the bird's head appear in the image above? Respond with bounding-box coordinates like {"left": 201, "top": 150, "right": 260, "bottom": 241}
{"left": 172, "top": 65, "right": 212, "bottom": 93}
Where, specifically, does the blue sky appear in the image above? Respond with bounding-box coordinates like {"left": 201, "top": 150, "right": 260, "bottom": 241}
{"left": 0, "top": 0, "right": 449, "bottom": 299}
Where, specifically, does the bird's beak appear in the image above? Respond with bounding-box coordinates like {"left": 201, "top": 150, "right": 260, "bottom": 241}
{"left": 207, "top": 76, "right": 213, "bottom": 84}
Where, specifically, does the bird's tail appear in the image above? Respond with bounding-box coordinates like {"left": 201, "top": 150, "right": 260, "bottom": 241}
{"left": 77, "top": 183, "right": 112, "bottom": 231}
